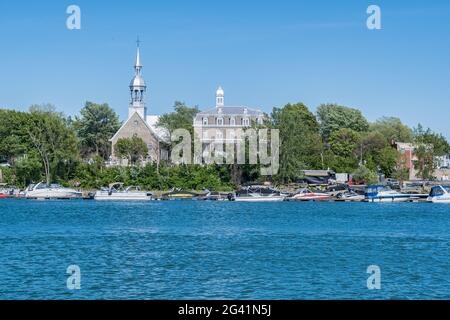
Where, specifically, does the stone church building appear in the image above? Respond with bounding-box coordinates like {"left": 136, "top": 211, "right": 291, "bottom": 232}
{"left": 110, "top": 44, "right": 169, "bottom": 165}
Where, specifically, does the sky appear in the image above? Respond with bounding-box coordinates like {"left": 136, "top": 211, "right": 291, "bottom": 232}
{"left": 0, "top": 0, "right": 449, "bottom": 139}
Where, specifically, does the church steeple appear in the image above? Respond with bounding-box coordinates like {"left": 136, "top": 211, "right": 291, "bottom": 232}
{"left": 128, "top": 38, "right": 147, "bottom": 119}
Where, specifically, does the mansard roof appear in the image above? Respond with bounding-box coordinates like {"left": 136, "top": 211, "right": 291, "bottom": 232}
{"left": 196, "top": 106, "right": 264, "bottom": 117}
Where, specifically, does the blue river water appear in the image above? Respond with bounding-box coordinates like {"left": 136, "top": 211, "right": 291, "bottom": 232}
{"left": 0, "top": 199, "right": 449, "bottom": 300}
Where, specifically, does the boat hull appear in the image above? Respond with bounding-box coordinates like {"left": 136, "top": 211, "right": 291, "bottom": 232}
{"left": 94, "top": 192, "right": 152, "bottom": 201}
{"left": 427, "top": 196, "right": 450, "bottom": 203}
{"left": 366, "top": 196, "right": 411, "bottom": 203}
{"left": 234, "top": 196, "right": 286, "bottom": 202}
{"left": 25, "top": 190, "right": 82, "bottom": 199}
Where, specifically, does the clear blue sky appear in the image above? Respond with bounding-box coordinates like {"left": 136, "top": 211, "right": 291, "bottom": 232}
{"left": 1, "top": 0, "right": 449, "bottom": 139}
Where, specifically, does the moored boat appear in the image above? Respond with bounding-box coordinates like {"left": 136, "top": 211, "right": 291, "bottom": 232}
{"left": 94, "top": 183, "right": 152, "bottom": 201}
{"left": 289, "top": 188, "right": 331, "bottom": 201}
{"left": 335, "top": 190, "right": 365, "bottom": 201}
{"left": 427, "top": 186, "right": 450, "bottom": 203}
{"left": 233, "top": 185, "right": 286, "bottom": 202}
{"left": 160, "top": 189, "right": 199, "bottom": 200}
{"left": 24, "top": 182, "right": 82, "bottom": 199}
{"left": 365, "top": 185, "right": 413, "bottom": 202}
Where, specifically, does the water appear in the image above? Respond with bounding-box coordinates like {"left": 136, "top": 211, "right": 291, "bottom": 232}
{"left": 0, "top": 199, "right": 449, "bottom": 300}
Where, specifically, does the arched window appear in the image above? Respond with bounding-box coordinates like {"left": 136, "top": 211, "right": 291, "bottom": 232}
{"left": 243, "top": 118, "right": 250, "bottom": 126}
{"left": 203, "top": 117, "right": 208, "bottom": 126}
{"left": 217, "top": 117, "right": 224, "bottom": 126}
{"left": 230, "top": 117, "right": 236, "bottom": 126}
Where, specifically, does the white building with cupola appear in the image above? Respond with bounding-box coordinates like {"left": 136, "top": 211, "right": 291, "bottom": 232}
{"left": 193, "top": 87, "right": 265, "bottom": 146}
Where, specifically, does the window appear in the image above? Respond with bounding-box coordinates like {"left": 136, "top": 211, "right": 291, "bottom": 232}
{"left": 203, "top": 117, "right": 208, "bottom": 126}
{"left": 203, "top": 131, "right": 209, "bottom": 139}
{"left": 242, "top": 118, "right": 250, "bottom": 126}
{"left": 216, "top": 130, "right": 223, "bottom": 140}
{"left": 257, "top": 117, "right": 263, "bottom": 125}
{"left": 217, "top": 117, "right": 224, "bottom": 126}
{"left": 230, "top": 117, "right": 236, "bottom": 126}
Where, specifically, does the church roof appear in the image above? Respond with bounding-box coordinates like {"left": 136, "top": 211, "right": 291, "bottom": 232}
{"left": 110, "top": 112, "right": 169, "bottom": 144}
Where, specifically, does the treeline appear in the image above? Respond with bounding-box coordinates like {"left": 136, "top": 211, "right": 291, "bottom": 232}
{"left": 0, "top": 101, "right": 449, "bottom": 189}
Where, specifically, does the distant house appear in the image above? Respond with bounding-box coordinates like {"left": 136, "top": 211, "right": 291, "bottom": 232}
{"left": 438, "top": 153, "right": 450, "bottom": 169}
{"left": 393, "top": 142, "right": 447, "bottom": 180}
{"left": 394, "top": 142, "right": 419, "bottom": 180}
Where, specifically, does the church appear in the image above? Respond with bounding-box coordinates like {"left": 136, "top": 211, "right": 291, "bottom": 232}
{"left": 110, "top": 44, "right": 170, "bottom": 165}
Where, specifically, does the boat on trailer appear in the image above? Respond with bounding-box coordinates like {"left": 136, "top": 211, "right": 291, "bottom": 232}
{"left": 94, "top": 183, "right": 152, "bottom": 201}
{"left": 427, "top": 186, "right": 450, "bottom": 203}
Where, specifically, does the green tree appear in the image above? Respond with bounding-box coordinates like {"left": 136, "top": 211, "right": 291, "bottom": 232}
{"left": 72, "top": 102, "right": 121, "bottom": 159}
{"left": 26, "top": 106, "right": 79, "bottom": 184}
{"left": 317, "top": 104, "right": 369, "bottom": 142}
{"left": 115, "top": 135, "right": 149, "bottom": 165}
{"left": 271, "top": 103, "right": 323, "bottom": 183}
{"left": 370, "top": 117, "right": 413, "bottom": 143}
{"left": 157, "top": 101, "right": 200, "bottom": 137}
{"left": 352, "top": 165, "right": 378, "bottom": 185}
{"left": 413, "top": 124, "right": 450, "bottom": 180}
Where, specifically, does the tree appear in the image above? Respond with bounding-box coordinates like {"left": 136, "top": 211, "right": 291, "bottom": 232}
{"left": 329, "top": 128, "right": 361, "bottom": 158}
{"left": 271, "top": 103, "right": 323, "bottom": 183}
{"left": 352, "top": 165, "right": 378, "bottom": 185}
{"left": 72, "top": 102, "right": 121, "bottom": 159}
{"left": 115, "top": 135, "right": 148, "bottom": 166}
{"left": 413, "top": 124, "right": 450, "bottom": 180}
{"left": 370, "top": 117, "right": 413, "bottom": 143}
{"left": 26, "top": 106, "right": 79, "bottom": 184}
{"left": 0, "top": 110, "right": 30, "bottom": 164}
{"left": 317, "top": 104, "right": 369, "bottom": 142}
{"left": 157, "top": 101, "right": 200, "bottom": 137}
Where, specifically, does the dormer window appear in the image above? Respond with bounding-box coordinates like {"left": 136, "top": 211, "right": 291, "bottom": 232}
{"left": 217, "top": 117, "right": 224, "bottom": 126}
{"left": 243, "top": 108, "right": 248, "bottom": 115}
{"left": 203, "top": 117, "right": 208, "bottom": 126}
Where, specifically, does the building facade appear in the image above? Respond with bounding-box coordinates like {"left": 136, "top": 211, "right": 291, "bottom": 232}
{"left": 110, "top": 43, "right": 169, "bottom": 166}
{"left": 193, "top": 87, "right": 265, "bottom": 147}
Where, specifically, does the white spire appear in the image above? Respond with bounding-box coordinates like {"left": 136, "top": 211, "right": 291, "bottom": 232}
{"left": 128, "top": 39, "right": 147, "bottom": 119}
{"left": 135, "top": 38, "right": 142, "bottom": 71}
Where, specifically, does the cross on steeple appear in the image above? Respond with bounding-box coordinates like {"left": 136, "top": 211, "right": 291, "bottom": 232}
{"left": 136, "top": 36, "right": 141, "bottom": 48}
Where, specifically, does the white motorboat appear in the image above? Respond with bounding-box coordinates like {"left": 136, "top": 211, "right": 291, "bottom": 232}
{"left": 233, "top": 185, "right": 286, "bottom": 202}
{"left": 427, "top": 186, "right": 450, "bottom": 203}
{"left": 24, "top": 182, "right": 82, "bottom": 199}
{"left": 365, "top": 185, "right": 413, "bottom": 202}
{"left": 290, "top": 188, "right": 331, "bottom": 201}
{"left": 94, "top": 183, "right": 152, "bottom": 201}
{"left": 335, "top": 190, "right": 365, "bottom": 201}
